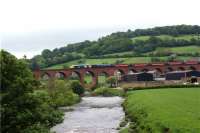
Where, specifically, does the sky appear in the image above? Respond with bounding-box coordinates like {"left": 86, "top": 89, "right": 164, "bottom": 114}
{"left": 1, "top": 0, "right": 200, "bottom": 58}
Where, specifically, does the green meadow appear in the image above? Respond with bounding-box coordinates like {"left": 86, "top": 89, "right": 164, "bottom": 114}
{"left": 154, "top": 45, "right": 200, "bottom": 54}
{"left": 132, "top": 34, "right": 200, "bottom": 42}
{"left": 123, "top": 88, "right": 200, "bottom": 132}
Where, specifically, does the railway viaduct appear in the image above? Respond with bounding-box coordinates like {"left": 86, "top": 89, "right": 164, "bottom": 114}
{"left": 33, "top": 62, "right": 200, "bottom": 88}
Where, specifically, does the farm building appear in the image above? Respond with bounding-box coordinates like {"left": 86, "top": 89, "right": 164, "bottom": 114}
{"left": 122, "top": 72, "right": 154, "bottom": 82}
{"left": 165, "top": 70, "right": 200, "bottom": 80}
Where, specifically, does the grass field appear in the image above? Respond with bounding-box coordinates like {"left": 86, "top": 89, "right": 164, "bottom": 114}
{"left": 132, "top": 34, "right": 200, "bottom": 42}
{"left": 154, "top": 45, "right": 200, "bottom": 54}
{"left": 45, "top": 56, "right": 196, "bottom": 69}
{"left": 123, "top": 88, "right": 200, "bottom": 132}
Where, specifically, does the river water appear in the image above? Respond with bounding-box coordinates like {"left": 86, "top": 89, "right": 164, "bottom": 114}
{"left": 51, "top": 96, "right": 124, "bottom": 133}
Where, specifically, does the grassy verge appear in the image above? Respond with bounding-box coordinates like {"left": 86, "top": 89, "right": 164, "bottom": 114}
{"left": 91, "top": 87, "right": 125, "bottom": 97}
{"left": 122, "top": 87, "right": 200, "bottom": 132}
{"left": 125, "top": 84, "right": 200, "bottom": 91}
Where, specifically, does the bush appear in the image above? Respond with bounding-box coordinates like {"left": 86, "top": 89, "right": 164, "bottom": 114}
{"left": 21, "top": 124, "right": 50, "bottom": 133}
{"left": 70, "top": 80, "right": 85, "bottom": 95}
{"left": 92, "top": 87, "right": 124, "bottom": 97}
{"left": 106, "top": 76, "right": 118, "bottom": 87}
{"left": 43, "top": 80, "right": 80, "bottom": 107}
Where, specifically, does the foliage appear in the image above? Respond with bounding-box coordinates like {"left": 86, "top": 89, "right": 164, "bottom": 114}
{"left": 92, "top": 87, "right": 124, "bottom": 97}
{"left": 42, "top": 80, "right": 80, "bottom": 107}
{"left": 123, "top": 88, "right": 200, "bottom": 132}
{"left": 70, "top": 80, "right": 85, "bottom": 95}
{"left": 20, "top": 123, "right": 50, "bottom": 133}
{"left": 106, "top": 76, "right": 118, "bottom": 87}
{"left": 30, "top": 25, "right": 200, "bottom": 69}
{"left": 119, "top": 127, "right": 129, "bottom": 133}
{"left": 0, "top": 50, "right": 63, "bottom": 133}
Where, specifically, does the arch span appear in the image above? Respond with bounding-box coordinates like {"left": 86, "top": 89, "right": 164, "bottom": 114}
{"left": 41, "top": 72, "right": 51, "bottom": 80}
{"left": 84, "top": 71, "right": 95, "bottom": 84}
{"left": 114, "top": 69, "right": 125, "bottom": 80}
{"left": 166, "top": 67, "right": 173, "bottom": 72}
{"left": 128, "top": 69, "right": 137, "bottom": 74}
{"left": 189, "top": 66, "right": 196, "bottom": 71}
{"left": 68, "top": 71, "right": 81, "bottom": 80}
{"left": 177, "top": 67, "right": 185, "bottom": 71}
{"left": 141, "top": 68, "right": 149, "bottom": 72}
{"left": 98, "top": 71, "right": 109, "bottom": 84}
{"left": 55, "top": 72, "right": 66, "bottom": 79}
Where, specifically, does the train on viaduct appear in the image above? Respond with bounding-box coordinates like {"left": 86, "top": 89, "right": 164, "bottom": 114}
{"left": 33, "top": 61, "right": 200, "bottom": 88}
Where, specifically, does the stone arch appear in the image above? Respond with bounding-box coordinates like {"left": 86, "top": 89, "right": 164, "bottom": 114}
{"left": 177, "top": 67, "right": 185, "bottom": 71}
{"left": 155, "top": 68, "right": 162, "bottom": 73}
{"left": 189, "top": 66, "right": 196, "bottom": 71}
{"left": 41, "top": 72, "right": 51, "bottom": 80}
{"left": 141, "top": 68, "right": 149, "bottom": 72}
{"left": 114, "top": 69, "right": 125, "bottom": 80}
{"left": 98, "top": 71, "right": 109, "bottom": 84}
{"left": 68, "top": 71, "right": 81, "bottom": 80}
{"left": 154, "top": 68, "right": 163, "bottom": 78}
{"left": 128, "top": 69, "right": 137, "bottom": 74}
{"left": 55, "top": 72, "right": 66, "bottom": 79}
{"left": 84, "top": 71, "right": 95, "bottom": 85}
{"left": 166, "top": 67, "right": 174, "bottom": 72}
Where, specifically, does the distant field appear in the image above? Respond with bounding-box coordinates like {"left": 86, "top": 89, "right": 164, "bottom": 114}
{"left": 45, "top": 56, "right": 196, "bottom": 69}
{"left": 145, "top": 46, "right": 200, "bottom": 54}
{"left": 124, "top": 88, "right": 200, "bottom": 132}
{"left": 105, "top": 46, "right": 200, "bottom": 56}
{"left": 103, "top": 51, "right": 134, "bottom": 56}
{"left": 152, "top": 45, "right": 200, "bottom": 54}
{"left": 132, "top": 34, "right": 199, "bottom": 42}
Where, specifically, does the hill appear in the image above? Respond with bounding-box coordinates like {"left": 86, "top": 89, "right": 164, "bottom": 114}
{"left": 30, "top": 25, "right": 200, "bottom": 69}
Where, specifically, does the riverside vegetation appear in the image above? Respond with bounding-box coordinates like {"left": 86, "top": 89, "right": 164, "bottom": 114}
{"left": 0, "top": 50, "right": 82, "bottom": 133}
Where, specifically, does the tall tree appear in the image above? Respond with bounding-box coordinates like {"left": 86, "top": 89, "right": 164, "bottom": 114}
{"left": 0, "top": 50, "right": 63, "bottom": 133}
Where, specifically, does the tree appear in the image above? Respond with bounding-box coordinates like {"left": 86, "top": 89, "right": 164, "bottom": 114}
{"left": 70, "top": 80, "right": 85, "bottom": 95}
{"left": 106, "top": 76, "right": 117, "bottom": 87}
{"left": 44, "top": 80, "right": 80, "bottom": 107}
{"left": 41, "top": 49, "right": 52, "bottom": 58}
{"left": 0, "top": 50, "right": 63, "bottom": 133}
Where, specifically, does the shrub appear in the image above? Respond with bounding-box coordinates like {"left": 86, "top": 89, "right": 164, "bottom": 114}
{"left": 70, "top": 80, "right": 85, "bottom": 95}
{"left": 106, "top": 76, "right": 118, "bottom": 87}
{"left": 21, "top": 124, "right": 50, "bottom": 133}
{"left": 43, "top": 80, "right": 80, "bottom": 107}
{"left": 92, "top": 87, "right": 124, "bottom": 97}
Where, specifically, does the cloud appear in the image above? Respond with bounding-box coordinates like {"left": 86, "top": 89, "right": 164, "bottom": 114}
{"left": 1, "top": 0, "right": 200, "bottom": 58}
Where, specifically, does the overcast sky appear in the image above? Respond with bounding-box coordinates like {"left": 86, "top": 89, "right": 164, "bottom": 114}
{"left": 1, "top": 0, "right": 200, "bottom": 58}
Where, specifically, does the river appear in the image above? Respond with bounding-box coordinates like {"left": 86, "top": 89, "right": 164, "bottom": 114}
{"left": 51, "top": 96, "right": 124, "bottom": 133}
